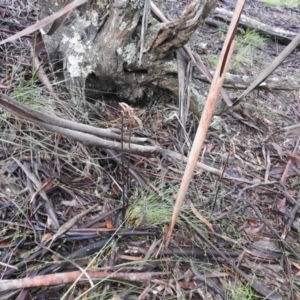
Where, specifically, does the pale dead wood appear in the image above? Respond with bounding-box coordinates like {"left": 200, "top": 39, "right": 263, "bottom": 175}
{"left": 213, "top": 7, "right": 297, "bottom": 43}
{"left": 145, "top": 1, "right": 217, "bottom": 60}
{"left": 150, "top": 1, "right": 233, "bottom": 108}
{"left": 194, "top": 69, "right": 300, "bottom": 91}
{"left": 0, "top": 271, "right": 169, "bottom": 291}
{"left": 234, "top": 30, "right": 300, "bottom": 105}
{"left": 0, "top": 94, "right": 148, "bottom": 144}
{"left": 0, "top": 95, "right": 251, "bottom": 184}
{"left": 161, "top": 0, "right": 246, "bottom": 250}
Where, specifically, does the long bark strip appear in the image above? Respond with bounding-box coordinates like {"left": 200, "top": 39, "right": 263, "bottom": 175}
{"left": 162, "top": 0, "right": 246, "bottom": 249}
{"left": 0, "top": 271, "right": 169, "bottom": 292}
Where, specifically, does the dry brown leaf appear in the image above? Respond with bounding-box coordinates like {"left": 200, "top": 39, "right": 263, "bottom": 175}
{"left": 41, "top": 232, "right": 53, "bottom": 243}
{"left": 292, "top": 261, "right": 300, "bottom": 270}
{"left": 46, "top": 215, "right": 58, "bottom": 230}
{"left": 119, "top": 102, "right": 143, "bottom": 129}
{"left": 106, "top": 221, "right": 114, "bottom": 229}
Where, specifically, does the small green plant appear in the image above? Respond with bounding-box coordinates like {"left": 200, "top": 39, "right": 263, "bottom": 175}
{"left": 260, "top": 0, "right": 300, "bottom": 7}
{"left": 9, "top": 60, "right": 54, "bottom": 113}
{"left": 216, "top": 25, "right": 227, "bottom": 40}
{"left": 126, "top": 184, "right": 185, "bottom": 227}
{"left": 11, "top": 78, "right": 43, "bottom": 110}
{"left": 226, "top": 282, "right": 258, "bottom": 300}
{"left": 232, "top": 29, "right": 267, "bottom": 69}
{"left": 208, "top": 55, "right": 219, "bottom": 68}
{"left": 243, "top": 29, "right": 266, "bottom": 48}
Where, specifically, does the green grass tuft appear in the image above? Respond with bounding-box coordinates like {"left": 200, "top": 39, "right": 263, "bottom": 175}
{"left": 126, "top": 186, "right": 179, "bottom": 227}
{"left": 259, "top": 0, "right": 300, "bottom": 7}
{"left": 232, "top": 29, "right": 267, "bottom": 69}
{"left": 226, "top": 282, "right": 258, "bottom": 300}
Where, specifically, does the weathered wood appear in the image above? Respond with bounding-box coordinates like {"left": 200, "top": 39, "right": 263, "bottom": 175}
{"left": 212, "top": 7, "right": 297, "bottom": 44}
{"left": 145, "top": 1, "right": 217, "bottom": 60}
{"left": 40, "top": 0, "right": 217, "bottom": 115}
{"left": 193, "top": 70, "right": 300, "bottom": 90}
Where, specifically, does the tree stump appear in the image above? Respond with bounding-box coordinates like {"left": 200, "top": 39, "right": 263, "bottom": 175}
{"left": 40, "top": 0, "right": 217, "bottom": 115}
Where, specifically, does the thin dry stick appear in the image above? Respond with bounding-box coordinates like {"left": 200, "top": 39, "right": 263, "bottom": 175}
{"left": 161, "top": 0, "right": 246, "bottom": 249}
{"left": 0, "top": 94, "right": 253, "bottom": 185}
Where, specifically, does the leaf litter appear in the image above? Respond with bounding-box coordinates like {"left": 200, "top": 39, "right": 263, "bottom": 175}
{"left": 0, "top": 0, "right": 300, "bottom": 299}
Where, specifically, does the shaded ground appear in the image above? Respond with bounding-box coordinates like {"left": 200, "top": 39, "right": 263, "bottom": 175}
{"left": 0, "top": 0, "right": 300, "bottom": 299}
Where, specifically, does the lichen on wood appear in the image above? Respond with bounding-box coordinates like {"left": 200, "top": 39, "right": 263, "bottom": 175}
{"left": 40, "top": 0, "right": 217, "bottom": 115}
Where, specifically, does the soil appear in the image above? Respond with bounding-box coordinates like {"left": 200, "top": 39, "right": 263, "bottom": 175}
{"left": 0, "top": 0, "right": 300, "bottom": 299}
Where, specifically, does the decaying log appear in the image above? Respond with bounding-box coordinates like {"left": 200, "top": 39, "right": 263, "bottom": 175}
{"left": 212, "top": 7, "right": 297, "bottom": 44}
{"left": 40, "top": 0, "right": 217, "bottom": 116}
{"left": 194, "top": 70, "right": 300, "bottom": 90}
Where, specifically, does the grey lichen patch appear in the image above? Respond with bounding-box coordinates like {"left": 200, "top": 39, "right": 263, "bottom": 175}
{"left": 132, "top": 86, "right": 144, "bottom": 99}
{"left": 122, "top": 43, "right": 137, "bottom": 65}
{"left": 127, "top": 0, "right": 144, "bottom": 9}
{"left": 114, "top": 0, "right": 127, "bottom": 8}
{"left": 67, "top": 54, "right": 93, "bottom": 78}
{"left": 119, "top": 21, "right": 128, "bottom": 31}
{"left": 210, "top": 116, "right": 227, "bottom": 132}
{"left": 67, "top": 55, "right": 84, "bottom": 77}
{"left": 115, "top": 0, "right": 144, "bottom": 9}
{"left": 62, "top": 33, "right": 86, "bottom": 54}
{"left": 89, "top": 10, "right": 99, "bottom": 26}
{"left": 132, "top": 10, "right": 142, "bottom": 28}
{"left": 96, "top": 0, "right": 109, "bottom": 10}
{"left": 164, "top": 61, "right": 178, "bottom": 73}
{"left": 191, "top": 86, "right": 206, "bottom": 115}
{"left": 119, "top": 10, "right": 141, "bottom": 32}
{"left": 117, "top": 47, "right": 123, "bottom": 55}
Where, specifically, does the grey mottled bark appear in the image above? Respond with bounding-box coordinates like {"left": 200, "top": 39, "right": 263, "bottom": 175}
{"left": 40, "top": 0, "right": 217, "bottom": 115}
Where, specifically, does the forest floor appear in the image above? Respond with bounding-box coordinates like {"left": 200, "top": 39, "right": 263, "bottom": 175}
{"left": 0, "top": 0, "right": 300, "bottom": 299}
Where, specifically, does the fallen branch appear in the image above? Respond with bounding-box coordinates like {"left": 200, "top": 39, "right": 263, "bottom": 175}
{"left": 234, "top": 29, "right": 300, "bottom": 105}
{"left": 0, "top": 271, "right": 169, "bottom": 291}
{"left": 0, "top": 94, "right": 252, "bottom": 183}
{"left": 0, "top": 94, "right": 149, "bottom": 144}
{"left": 213, "top": 7, "right": 297, "bottom": 43}
{"left": 194, "top": 69, "right": 300, "bottom": 91}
